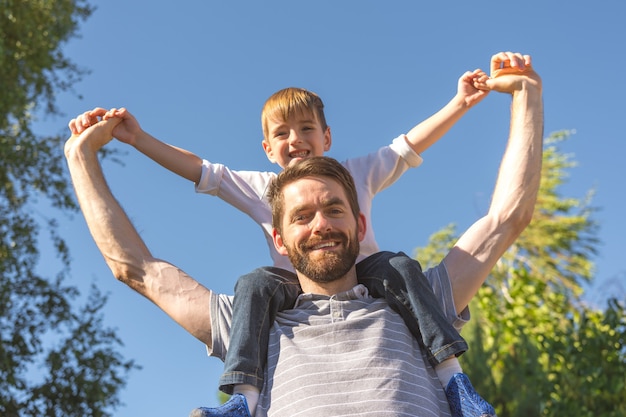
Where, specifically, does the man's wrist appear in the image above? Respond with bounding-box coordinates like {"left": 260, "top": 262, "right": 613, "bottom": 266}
{"left": 512, "top": 81, "right": 542, "bottom": 103}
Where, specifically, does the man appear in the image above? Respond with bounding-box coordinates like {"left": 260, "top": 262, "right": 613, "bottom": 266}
{"left": 66, "top": 51, "right": 542, "bottom": 417}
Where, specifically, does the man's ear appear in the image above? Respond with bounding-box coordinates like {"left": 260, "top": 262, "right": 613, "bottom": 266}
{"left": 357, "top": 213, "right": 367, "bottom": 242}
{"left": 273, "top": 228, "right": 289, "bottom": 256}
{"left": 324, "top": 126, "right": 332, "bottom": 152}
{"left": 262, "top": 140, "right": 277, "bottom": 163}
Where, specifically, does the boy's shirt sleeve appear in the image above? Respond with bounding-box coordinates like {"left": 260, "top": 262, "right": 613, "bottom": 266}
{"left": 194, "top": 160, "right": 275, "bottom": 225}
{"left": 336, "top": 134, "right": 424, "bottom": 259}
{"left": 194, "top": 160, "right": 292, "bottom": 269}
{"left": 195, "top": 160, "right": 274, "bottom": 207}
{"left": 389, "top": 134, "right": 423, "bottom": 168}
{"left": 343, "top": 134, "right": 423, "bottom": 195}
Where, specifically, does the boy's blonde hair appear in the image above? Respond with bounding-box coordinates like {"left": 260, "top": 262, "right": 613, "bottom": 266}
{"left": 261, "top": 87, "right": 328, "bottom": 141}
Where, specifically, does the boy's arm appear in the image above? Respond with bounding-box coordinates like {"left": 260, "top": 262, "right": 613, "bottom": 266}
{"left": 73, "top": 107, "right": 203, "bottom": 184}
{"left": 443, "top": 52, "right": 543, "bottom": 313}
{"left": 405, "top": 69, "right": 489, "bottom": 155}
{"left": 66, "top": 116, "right": 213, "bottom": 346}
{"left": 134, "top": 131, "right": 203, "bottom": 184}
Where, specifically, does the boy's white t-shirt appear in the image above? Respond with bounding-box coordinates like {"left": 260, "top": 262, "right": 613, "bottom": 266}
{"left": 195, "top": 134, "right": 422, "bottom": 271}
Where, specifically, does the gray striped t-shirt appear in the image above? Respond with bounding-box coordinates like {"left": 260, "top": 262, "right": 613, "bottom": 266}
{"left": 209, "top": 262, "right": 468, "bottom": 417}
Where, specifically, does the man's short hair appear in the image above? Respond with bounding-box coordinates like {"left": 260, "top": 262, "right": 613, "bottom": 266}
{"left": 267, "top": 156, "right": 360, "bottom": 233}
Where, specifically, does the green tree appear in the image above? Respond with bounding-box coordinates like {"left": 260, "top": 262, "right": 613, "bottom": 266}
{"left": 1, "top": 1, "right": 135, "bottom": 416}
{"left": 416, "top": 131, "right": 626, "bottom": 416}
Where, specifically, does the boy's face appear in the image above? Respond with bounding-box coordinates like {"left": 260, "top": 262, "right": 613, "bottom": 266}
{"left": 262, "top": 111, "right": 331, "bottom": 169}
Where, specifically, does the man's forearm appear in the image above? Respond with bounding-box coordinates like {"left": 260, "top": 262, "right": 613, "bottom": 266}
{"left": 445, "top": 75, "right": 543, "bottom": 312}
{"left": 489, "top": 83, "right": 544, "bottom": 227}
{"left": 65, "top": 123, "right": 214, "bottom": 345}
{"left": 66, "top": 134, "right": 151, "bottom": 288}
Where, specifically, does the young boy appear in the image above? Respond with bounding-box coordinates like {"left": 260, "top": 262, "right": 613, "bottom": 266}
{"left": 72, "top": 69, "right": 494, "bottom": 417}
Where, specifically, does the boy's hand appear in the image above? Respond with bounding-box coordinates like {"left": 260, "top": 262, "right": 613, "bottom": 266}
{"left": 102, "top": 107, "right": 142, "bottom": 146}
{"left": 458, "top": 68, "right": 490, "bottom": 107}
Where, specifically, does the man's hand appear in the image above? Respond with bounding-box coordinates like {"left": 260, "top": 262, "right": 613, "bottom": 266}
{"left": 65, "top": 116, "right": 122, "bottom": 158}
{"left": 475, "top": 51, "right": 542, "bottom": 94}
{"left": 490, "top": 51, "right": 531, "bottom": 78}
{"left": 68, "top": 107, "right": 114, "bottom": 135}
{"left": 67, "top": 106, "right": 141, "bottom": 146}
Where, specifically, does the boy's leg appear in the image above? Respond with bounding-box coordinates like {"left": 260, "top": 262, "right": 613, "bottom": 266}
{"left": 219, "top": 267, "right": 300, "bottom": 394}
{"left": 355, "top": 251, "right": 467, "bottom": 366}
{"left": 356, "top": 251, "right": 496, "bottom": 417}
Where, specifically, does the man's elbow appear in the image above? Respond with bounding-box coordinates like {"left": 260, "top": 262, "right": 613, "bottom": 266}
{"left": 516, "top": 202, "right": 535, "bottom": 229}
{"left": 107, "top": 258, "right": 147, "bottom": 289}
{"left": 505, "top": 202, "right": 536, "bottom": 237}
{"left": 492, "top": 198, "right": 536, "bottom": 239}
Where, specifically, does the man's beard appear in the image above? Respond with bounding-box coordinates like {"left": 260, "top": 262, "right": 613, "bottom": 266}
{"left": 286, "top": 231, "right": 359, "bottom": 284}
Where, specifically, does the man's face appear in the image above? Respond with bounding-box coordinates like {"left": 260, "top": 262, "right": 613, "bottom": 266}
{"left": 273, "top": 176, "right": 365, "bottom": 285}
{"left": 262, "top": 112, "right": 331, "bottom": 169}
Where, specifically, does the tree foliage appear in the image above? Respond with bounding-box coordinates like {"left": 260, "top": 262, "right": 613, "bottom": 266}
{"left": 416, "top": 131, "right": 626, "bottom": 416}
{"left": 1, "top": 1, "right": 135, "bottom": 416}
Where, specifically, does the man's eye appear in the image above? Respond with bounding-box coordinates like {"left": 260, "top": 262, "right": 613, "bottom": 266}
{"left": 329, "top": 208, "right": 343, "bottom": 216}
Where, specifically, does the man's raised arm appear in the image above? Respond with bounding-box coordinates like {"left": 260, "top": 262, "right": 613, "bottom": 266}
{"left": 65, "top": 117, "right": 213, "bottom": 345}
{"left": 444, "top": 52, "right": 544, "bottom": 313}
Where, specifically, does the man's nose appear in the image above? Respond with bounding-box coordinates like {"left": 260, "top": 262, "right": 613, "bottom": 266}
{"left": 311, "top": 212, "right": 331, "bottom": 233}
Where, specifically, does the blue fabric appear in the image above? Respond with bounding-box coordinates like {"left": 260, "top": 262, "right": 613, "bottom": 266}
{"left": 357, "top": 251, "right": 468, "bottom": 364}
{"left": 189, "top": 394, "right": 251, "bottom": 417}
{"left": 219, "top": 267, "right": 300, "bottom": 393}
{"left": 445, "top": 373, "right": 496, "bottom": 417}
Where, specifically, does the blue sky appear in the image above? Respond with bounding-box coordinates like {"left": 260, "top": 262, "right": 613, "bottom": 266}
{"left": 35, "top": 1, "right": 625, "bottom": 416}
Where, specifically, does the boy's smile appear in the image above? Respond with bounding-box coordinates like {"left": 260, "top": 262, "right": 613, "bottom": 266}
{"left": 262, "top": 112, "right": 332, "bottom": 168}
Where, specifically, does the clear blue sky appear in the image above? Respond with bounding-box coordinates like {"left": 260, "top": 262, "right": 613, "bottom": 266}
{"left": 35, "top": 1, "right": 625, "bottom": 416}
